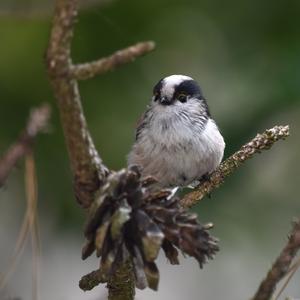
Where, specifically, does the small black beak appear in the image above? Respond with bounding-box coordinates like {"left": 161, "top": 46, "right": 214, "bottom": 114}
{"left": 159, "top": 96, "right": 172, "bottom": 105}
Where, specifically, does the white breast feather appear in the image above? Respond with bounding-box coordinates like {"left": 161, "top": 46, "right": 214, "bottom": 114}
{"left": 128, "top": 104, "right": 225, "bottom": 188}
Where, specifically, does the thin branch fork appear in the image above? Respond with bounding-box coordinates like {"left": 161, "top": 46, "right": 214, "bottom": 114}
{"left": 70, "top": 41, "right": 155, "bottom": 80}
{"left": 47, "top": 0, "right": 107, "bottom": 208}
{"left": 0, "top": 104, "right": 51, "bottom": 187}
{"left": 46, "top": 0, "right": 155, "bottom": 208}
{"left": 252, "top": 220, "right": 300, "bottom": 300}
{"left": 180, "top": 125, "right": 290, "bottom": 208}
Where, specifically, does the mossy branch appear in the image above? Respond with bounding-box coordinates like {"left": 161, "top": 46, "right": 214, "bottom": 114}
{"left": 107, "top": 260, "right": 136, "bottom": 300}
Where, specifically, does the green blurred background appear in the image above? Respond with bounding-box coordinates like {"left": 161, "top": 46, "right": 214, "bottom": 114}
{"left": 0, "top": 0, "right": 299, "bottom": 299}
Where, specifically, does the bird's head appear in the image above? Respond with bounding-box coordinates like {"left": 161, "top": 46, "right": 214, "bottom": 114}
{"left": 150, "top": 75, "right": 210, "bottom": 119}
{"left": 152, "top": 75, "right": 202, "bottom": 104}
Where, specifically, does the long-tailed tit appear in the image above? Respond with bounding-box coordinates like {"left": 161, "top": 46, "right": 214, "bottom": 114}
{"left": 128, "top": 75, "right": 225, "bottom": 189}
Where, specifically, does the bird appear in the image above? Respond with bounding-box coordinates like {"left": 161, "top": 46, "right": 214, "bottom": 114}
{"left": 128, "top": 74, "right": 225, "bottom": 189}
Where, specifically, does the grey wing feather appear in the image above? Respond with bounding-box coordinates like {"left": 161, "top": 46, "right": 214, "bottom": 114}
{"left": 135, "top": 108, "right": 152, "bottom": 141}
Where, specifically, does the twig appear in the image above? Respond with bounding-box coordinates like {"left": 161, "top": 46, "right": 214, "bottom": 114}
{"left": 79, "top": 269, "right": 107, "bottom": 291}
{"left": 252, "top": 220, "right": 300, "bottom": 300}
{"left": 0, "top": 104, "right": 50, "bottom": 187}
{"left": 180, "top": 125, "right": 290, "bottom": 208}
{"left": 70, "top": 41, "right": 155, "bottom": 80}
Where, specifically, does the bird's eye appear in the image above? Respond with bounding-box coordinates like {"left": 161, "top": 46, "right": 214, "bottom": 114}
{"left": 177, "top": 93, "right": 187, "bottom": 103}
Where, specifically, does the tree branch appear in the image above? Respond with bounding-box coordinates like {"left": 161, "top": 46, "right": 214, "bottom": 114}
{"left": 107, "top": 260, "right": 136, "bottom": 300}
{"left": 79, "top": 261, "right": 135, "bottom": 299}
{"left": 70, "top": 41, "right": 155, "bottom": 80}
{"left": 180, "top": 125, "right": 290, "bottom": 208}
{"left": 46, "top": 0, "right": 107, "bottom": 208}
{"left": 46, "top": 0, "right": 155, "bottom": 209}
{"left": 0, "top": 104, "right": 51, "bottom": 187}
{"left": 79, "top": 269, "right": 107, "bottom": 291}
{"left": 252, "top": 220, "right": 300, "bottom": 300}
{"left": 46, "top": 0, "right": 156, "bottom": 298}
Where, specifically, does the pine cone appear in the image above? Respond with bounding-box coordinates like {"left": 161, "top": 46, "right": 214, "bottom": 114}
{"left": 80, "top": 166, "right": 219, "bottom": 291}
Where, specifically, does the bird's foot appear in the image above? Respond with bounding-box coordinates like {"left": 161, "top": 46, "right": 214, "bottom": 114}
{"left": 167, "top": 187, "right": 179, "bottom": 199}
{"left": 188, "top": 173, "right": 212, "bottom": 197}
{"left": 187, "top": 181, "right": 200, "bottom": 189}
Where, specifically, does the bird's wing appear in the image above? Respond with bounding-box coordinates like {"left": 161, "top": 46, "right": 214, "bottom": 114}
{"left": 135, "top": 113, "right": 146, "bottom": 141}
{"left": 135, "top": 108, "right": 151, "bottom": 141}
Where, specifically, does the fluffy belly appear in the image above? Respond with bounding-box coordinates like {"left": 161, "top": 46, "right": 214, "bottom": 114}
{"left": 128, "top": 118, "right": 225, "bottom": 188}
{"left": 141, "top": 144, "right": 215, "bottom": 187}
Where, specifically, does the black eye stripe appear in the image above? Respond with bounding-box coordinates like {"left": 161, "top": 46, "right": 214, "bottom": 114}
{"left": 153, "top": 78, "right": 164, "bottom": 95}
{"left": 153, "top": 93, "right": 159, "bottom": 101}
{"left": 174, "top": 80, "right": 203, "bottom": 98}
